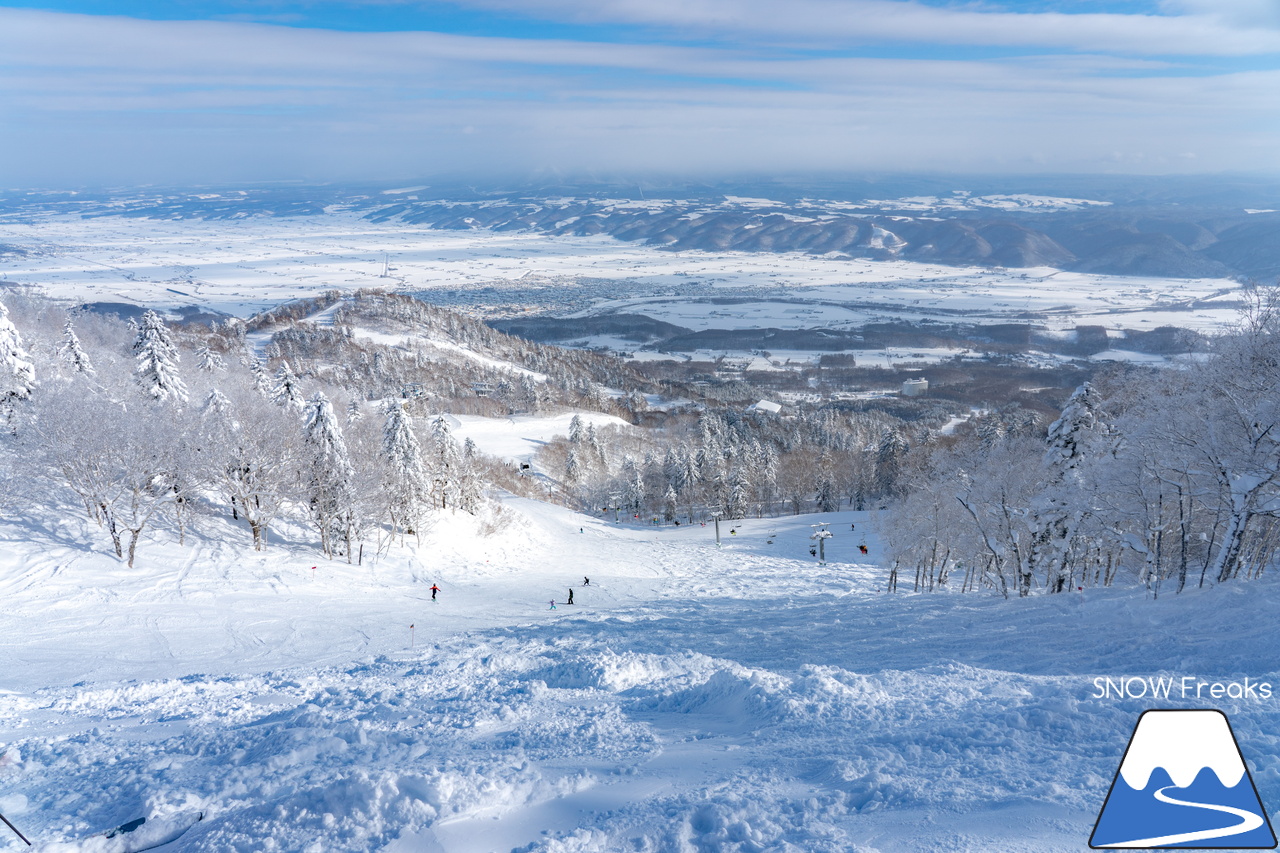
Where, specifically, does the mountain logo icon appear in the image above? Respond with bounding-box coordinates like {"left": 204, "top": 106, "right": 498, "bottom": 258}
{"left": 1091, "top": 709, "right": 1277, "bottom": 849}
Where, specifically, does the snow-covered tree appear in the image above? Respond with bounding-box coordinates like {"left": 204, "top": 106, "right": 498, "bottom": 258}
{"left": 58, "top": 320, "right": 94, "bottom": 376}
{"left": 25, "top": 381, "right": 182, "bottom": 567}
{"left": 459, "top": 438, "right": 483, "bottom": 514}
{"left": 271, "top": 360, "right": 305, "bottom": 411}
{"left": 196, "top": 345, "right": 224, "bottom": 373}
{"left": 727, "top": 467, "right": 751, "bottom": 519}
{"left": 249, "top": 357, "right": 271, "bottom": 397}
{"left": 663, "top": 484, "right": 678, "bottom": 522}
{"left": 202, "top": 386, "right": 302, "bottom": 551}
{"left": 1030, "top": 382, "right": 1104, "bottom": 592}
{"left": 0, "top": 298, "right": 35, "bottom": 414}
{"left": 564, "top": 446, "right": 584, "bottom": 487}
{"left": 202, "top": 388, "right": 231, "bottom": 416}
{"left": 381, "top": 401, "right": 430, "bottom": 537}
{"left": 430, "top": 415, "right": 462, "bottom": 510}
{"left": 133, "top": 309, "right": 187, "bottom": 404}
{"left": 622, "top": 456, "right": 644, "bottom": 514}
{"left": 303, "top": 392, "right": 356, "bottom": 558}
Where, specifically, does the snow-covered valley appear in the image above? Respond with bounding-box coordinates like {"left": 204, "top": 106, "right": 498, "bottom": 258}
{"left": 2, "top": 495, "right": 1279, "bottom": 852}
{"left": 0, "top": 213, "right": 1241, "bottom": 335}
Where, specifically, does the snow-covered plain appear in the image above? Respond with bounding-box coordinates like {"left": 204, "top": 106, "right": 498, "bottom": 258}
{"left": 0, "top": 214, "right": 1242, "bottom": 337}
{"left": 2, "top": 490, "right": 1279, "bottom": 852}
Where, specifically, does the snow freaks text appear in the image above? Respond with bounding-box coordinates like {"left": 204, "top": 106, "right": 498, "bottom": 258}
{"left": 1092, "top": 676, "right": 1273, "bottom": 701}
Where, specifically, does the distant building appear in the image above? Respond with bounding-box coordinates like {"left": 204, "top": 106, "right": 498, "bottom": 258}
{"left": 901, "top": 378, "right": 928, "bottom": 397}
{"left": 752, "top": 399, "right": 783, "bottom": 414}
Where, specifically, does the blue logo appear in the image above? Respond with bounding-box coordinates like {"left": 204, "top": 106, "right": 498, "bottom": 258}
{"left": 1091, "top": 709, "right": 1276, "bottom": 849}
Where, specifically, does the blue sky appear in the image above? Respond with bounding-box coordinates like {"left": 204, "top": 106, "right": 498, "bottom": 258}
{"left": 0, "top": 0, "right": 1277, "bottom": 187}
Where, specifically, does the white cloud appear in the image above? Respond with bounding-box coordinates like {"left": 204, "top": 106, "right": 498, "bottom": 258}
{"left": 442, "top": 0, "right": 1280, "bottom": 55}
{"left": 0, "top": 7, "right": 1276, "bottom": 186}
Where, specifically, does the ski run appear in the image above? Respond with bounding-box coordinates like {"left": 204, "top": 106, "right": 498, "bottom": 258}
{"left": 0, "top": 493, "right": 1277, "bottom": 851}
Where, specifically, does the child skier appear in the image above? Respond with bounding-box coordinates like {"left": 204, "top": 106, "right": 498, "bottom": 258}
{"left": 549, "top": 599, "right": 557, "bottom": 610}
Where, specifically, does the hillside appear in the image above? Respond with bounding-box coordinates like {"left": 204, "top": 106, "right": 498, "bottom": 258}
{"left": 3, "top": 492, "right": 1279, "bottom": 852}
{"left": 2, "top": 180, "right": 1277, "bottom": 281}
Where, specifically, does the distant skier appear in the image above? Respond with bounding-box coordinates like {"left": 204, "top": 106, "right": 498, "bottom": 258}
{"left": 859, "top": 544, "right": 869, "bottom": 555}
{"left": 430, "top": 584, "right": 440, "bottom": 601}
{"left": 549, "top": 599, "right": 557, "bottom": 610}
{"left": 567, "top": 588, "right": 574, "bottom": 605}
{"left": 580, "top": 527, "right": 584, "bottom": 533}
{"left": 583, "top": 576, "right": 590, "bottom": 586}
{"left": 851, "top": 523, "right": 856, "bottom": 531}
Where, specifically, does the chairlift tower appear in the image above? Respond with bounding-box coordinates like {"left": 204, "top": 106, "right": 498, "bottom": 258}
{"left": 711, "top": 512, "right": 723, "bottom": 548}
{"left": 810, "top": 523, "right": 833, "bottom": 565}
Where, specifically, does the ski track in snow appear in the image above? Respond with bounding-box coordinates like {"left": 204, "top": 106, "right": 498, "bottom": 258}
{"left": 1, "top": 498, "right": 1279, "bottom": 851}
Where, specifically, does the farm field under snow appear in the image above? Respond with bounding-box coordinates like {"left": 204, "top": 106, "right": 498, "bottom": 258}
{"left": 0, "top": 213, "right": 1243, "bottom": 336}
{"left": 2, "top": 487, "right": 1279, "bottom": 852}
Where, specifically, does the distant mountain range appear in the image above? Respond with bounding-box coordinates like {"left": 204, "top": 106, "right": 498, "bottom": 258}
{"left": 2, "top": 175, "right": 1277, "bottom": 281}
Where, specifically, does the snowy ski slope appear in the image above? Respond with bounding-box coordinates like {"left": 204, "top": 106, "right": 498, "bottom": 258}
{"left": 2, "top": 491, "right": 1279, "bottom": 852}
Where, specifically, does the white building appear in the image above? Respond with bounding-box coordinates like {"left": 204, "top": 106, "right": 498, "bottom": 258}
{"left": 901, "top": 378, "right": 928, "bottom": 397}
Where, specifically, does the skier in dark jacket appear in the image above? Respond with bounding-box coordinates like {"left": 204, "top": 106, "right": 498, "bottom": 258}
{"left": 567, "top": 588, "right": 574, "bottom": 605}
{"left": 583, "top": 576, "right": 590, "bottom": 586}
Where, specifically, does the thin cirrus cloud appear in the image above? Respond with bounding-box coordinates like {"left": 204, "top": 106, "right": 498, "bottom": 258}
{"left": 0, "top": 1, "right": 1275, "bottom": 187}
{"left": 438, "top": 0, "right": 1280, "bottom": 55}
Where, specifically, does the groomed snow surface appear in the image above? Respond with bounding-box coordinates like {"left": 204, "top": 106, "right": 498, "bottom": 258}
{"left": 3, "top": 495, "right": 1280, "bottom": 852}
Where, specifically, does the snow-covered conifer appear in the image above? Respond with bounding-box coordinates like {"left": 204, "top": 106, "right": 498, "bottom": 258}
{"left": 0, "top": 298, "right": 35, "bottom": 409}
{"left": 58, "top": 320, "right": 94, "bottom": 376}
{"left": 271, "top": 360, "right": 305, "bottom": 411}
{"left": 202, "top": 388, "right": 232, "bottom": 416}
{"left": 727, "top": 467, "right": 750, "bottom": 519}
{"left": 662, "top": 484, "right": 678, "bottom": 522}
{"left": 346, "top": 398, "right": 364, "bottom": 424}
{"left": 381, "top": 401, "right": 430, "bottom": 537}
{"left": 196, "top": 345, "right": 224, "bottom": 373}
{"left": 1030, "top": 383, "right": 1104, "bottom": 593}
{"left": 622, "top": 456, "right": 644, "bottom": 513}
{"left": 132, "top": 309, "right": 187, "bottom": 404}
{"left": 1045, "top": 383, "right": 1100, "bottom": 471}
{"left": 564, "top": 446, "right": 584, "bottom": 486}
{"left": 587, "top": 424, "right": 606, "bottom": 467}
{"left": 303, "top": 393, "right": 356, "bottom": 558}
{"left": 459, "top": 438, "right": 482, "bottom": 514}
{"left": 249, "top": 358, "right": 271, "bottom": 397}
{"left": 430, "top": 415, "right": 462, "bottom": 510}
